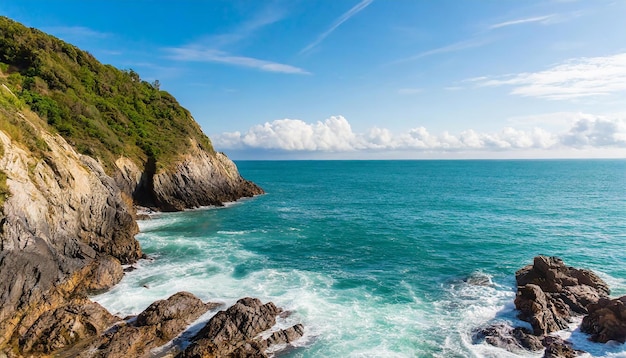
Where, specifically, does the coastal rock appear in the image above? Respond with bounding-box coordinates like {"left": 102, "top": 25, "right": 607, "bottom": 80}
{"left": 514, "top": 256, "right": 610, "bottom": 335}
{"left": 179, "top": 297, "right": 304, "bottom": 358}
{"left": 0, "top": 128, "right": 140, "bottom": 352}
{"left": 473, "top": 322, "right": 543, "bottom": 352}
{"left": 19, "top": 298, "right": 117, "bottom": 354}
{"left": 542, "top": 336, "right": 583, "bottom": 358}
{"left": 151, "top": 143, "right": 264, "bottom": 211}
{"left": 87, "top": 292, "right": 216, "bottom": 358}
{"left": 580, "top": 296, "right": 626, "bottom": 343}
{"left": 514, "top": 284, "right": 570, "bottom": 336}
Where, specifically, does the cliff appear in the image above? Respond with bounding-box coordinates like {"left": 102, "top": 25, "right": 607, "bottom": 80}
{"left": 0, "top": 17, "right": 266, "bottom": 356}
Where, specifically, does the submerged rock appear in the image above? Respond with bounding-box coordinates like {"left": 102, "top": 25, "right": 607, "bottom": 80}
{"left": 580, "top": 295, "right": 626, "bottom": 343}
{"left": 473, "top": 322, "right": 543, "bottom": 353}
{"left": 179, "top": 297, "right": 304, "bottom": 358}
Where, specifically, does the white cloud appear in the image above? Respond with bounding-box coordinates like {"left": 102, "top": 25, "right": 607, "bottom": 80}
{"left": 489, "top": 15, "right": 555, "bottom": 29}
{"left": 300, "top": 0, "right": 374, "bottom": 55}
{"left": 475, "top": 53, "right": 626, "bottom": 100}
{"left": 165, "top": 47, "right": 309, "bottom": 74}
{"left": 44, "top": 26, "right": 110, "bottom": 39}
{"left": 392, "top": 38, "right": 491, "bottom": 64}
{"left": 213, "top": 114, "right": 626, "bottom": 154}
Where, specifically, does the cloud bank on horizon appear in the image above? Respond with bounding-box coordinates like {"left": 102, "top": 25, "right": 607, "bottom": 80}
{"left": 214, "top": 113, "right": 626, "bottom": 155}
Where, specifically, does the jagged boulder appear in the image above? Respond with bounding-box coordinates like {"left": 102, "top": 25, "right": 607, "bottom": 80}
{"left": 84, "top": 292, "right": 218, "bottom": 358}
{"left": 542, "top": 336, "right": 582, "bottom": 358}
{"left": 580, "top": 296, "right": 626, "bottom": 343}
{"left": 179, "top": 297, "right": 304, "bottom": 358}
{"left": 514, "top": 284, "right": 570, "bottom": 336}
{"left": 514, "top": 256, "right": 609, "bottom": 335}
{"left": 473, "top": 322, "right": 543, "bottom": 352}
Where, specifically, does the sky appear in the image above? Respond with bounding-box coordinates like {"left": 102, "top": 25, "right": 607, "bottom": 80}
{"left": 2, "top": 0, "right": 626, "bottom": 159}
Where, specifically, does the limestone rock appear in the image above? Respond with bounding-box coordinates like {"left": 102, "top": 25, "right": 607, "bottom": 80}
{"left": 179, "top": 297, "right": 304, "bottom": 358}
{"left": 580, "top": 296, "right": 626, "bottom": 343}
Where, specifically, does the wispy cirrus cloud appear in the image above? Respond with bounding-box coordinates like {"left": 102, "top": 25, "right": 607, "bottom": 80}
{"left": 473, "top": 53, "right": 626, "bottom": 100}
{"left": 165, "top": 6, "right": 308, "bottom": 74}
{"left": 300, "top": 0, "right": 374, "bottom": 55}
{"left": 488, "top": 15, "right": 555, "bottom": 29}
{"left": 44, "top": 26, "right": 111, "bottom": 39}
{"left": 205, "top": 7, "right": 286, "bottom": 48}
{"left": 392, "top": 38, "right": 491, "bottom": 63}
{"left": 166, "top": 47, "right": 310, "bottom": 74}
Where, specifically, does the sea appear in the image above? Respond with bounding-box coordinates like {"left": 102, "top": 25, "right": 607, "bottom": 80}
{"left": 93, "top": 160, "right": 626, "bottom": 357}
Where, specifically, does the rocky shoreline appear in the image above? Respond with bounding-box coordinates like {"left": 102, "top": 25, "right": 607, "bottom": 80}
{"left": 0, "top": 117, "right": 304, "bottom": 357}
{"left": 473, "top": 256, "right": 626, "bottom": 357}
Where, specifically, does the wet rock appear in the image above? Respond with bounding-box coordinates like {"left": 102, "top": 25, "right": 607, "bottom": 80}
{"left": 542, "top": 336, "right": 583, "bottom": 358}
{"left": 473, "top": 322, "right": 543, "bottom": 352}
{"left": 514, "top": 256, "right": 609, "bottom": 335}
{"left": 179, "top": 297, "right": 304, "bottom": 358}
{"left": 514, "top": 284, "right": 570, "bottom": 336}
{"left": 580, "top": 296, "right": 626, "bottom": 343}
{"left": 88, "top": 292, "right": 216, "bottom": 358}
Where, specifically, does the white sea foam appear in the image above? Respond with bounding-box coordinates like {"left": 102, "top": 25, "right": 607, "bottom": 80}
{"left": 93, "top": 217, "right": 626, "bottom": 357}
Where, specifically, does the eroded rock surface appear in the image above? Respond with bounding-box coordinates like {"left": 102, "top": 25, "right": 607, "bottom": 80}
{"left": 515, "top": 256, "right": 609, "bottom": 335}
{"left": 0, "top": 129, "right": 140, "bottom": 353}
{"left": 542, "top": 336, "right": 582, "bottom": 358}
{"left": 83, "top": 292, "right": 217, "bottom": 358}
{"left": 179, "top": 297, "right": 304, "bottom": 358}
{"left": 580, "top": 295, "right": 626, "bottom": 343}
{"left": 473, "top": 322, "right": 543, "bottom": 352}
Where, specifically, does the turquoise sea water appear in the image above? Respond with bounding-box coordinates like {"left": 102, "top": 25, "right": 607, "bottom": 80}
{"left": 94, "top": 160, "right": 626, "bottom": 357}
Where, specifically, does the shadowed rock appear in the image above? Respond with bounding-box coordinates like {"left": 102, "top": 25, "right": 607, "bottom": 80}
{"left": 179, "top": 297, "right": 304, "bottom": 358}
{"left": 542, "top": 336, "right": 583, "bottom": 358}
{"left": 515, "top": 256, "right": 609, "bottom": 335}
{"left": 580, "top": 295, "right": 626, "bottom": 343}
{"left": 473, "top": 322, "right": 543, "bottom": 353}
{"left": 86, "top": 292, "right": 218, "bottom": 358}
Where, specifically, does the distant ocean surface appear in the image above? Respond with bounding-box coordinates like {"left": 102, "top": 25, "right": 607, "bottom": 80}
{"left": 94, "top": 160, "right": 626, "bottom": 357}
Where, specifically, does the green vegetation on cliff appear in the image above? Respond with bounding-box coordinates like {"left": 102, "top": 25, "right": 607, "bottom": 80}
{"left": 0, "top": 16, "right": 214, "bottom": 171}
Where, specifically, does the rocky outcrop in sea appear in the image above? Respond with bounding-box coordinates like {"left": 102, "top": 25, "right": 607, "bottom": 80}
{"left": 474, "top": 256, "right": 626, "bottom": 357}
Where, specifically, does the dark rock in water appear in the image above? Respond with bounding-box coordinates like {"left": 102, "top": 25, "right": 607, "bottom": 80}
{"left": 473, "top": 322, "right": 543, "bottom": 352}
{"left": 179, "top": 297, "right": 304, "bottom": 358}
{"left": 465, "top": 271, "right": 493, "bottom": 286}
{"left": 515, "top": 284, "right": 570, "bottom": 336}
{"left": 514, "top": 256, "right": 610, "bottom": 335}
{"left": 87, "top": 292, "right": 216, "bottom": 357}
{"left": 18, "top": 298, "right": 117, "bottom": 354}
{"left": 542, "top": 336, "right": 584, "bottom": 358}
{"left": 123, "top": 265, "right": 137, "bottom": 273}
{"left": 580, "top": 295, "right": 626, "bottom": 343}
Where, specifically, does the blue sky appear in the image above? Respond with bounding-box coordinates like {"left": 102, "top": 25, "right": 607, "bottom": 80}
{"left": 2, "top": 0, "right": 626, "bottom": 159}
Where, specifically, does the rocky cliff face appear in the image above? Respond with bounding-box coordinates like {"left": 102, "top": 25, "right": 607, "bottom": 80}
{"left": 114, "top": 139, "right": 263, "bottom": 212}
{"left": 0, "top": 108, "right": 265, "bottom": 355}
{"left": 0, "top": 113, "right": 141, "bottom": 353}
